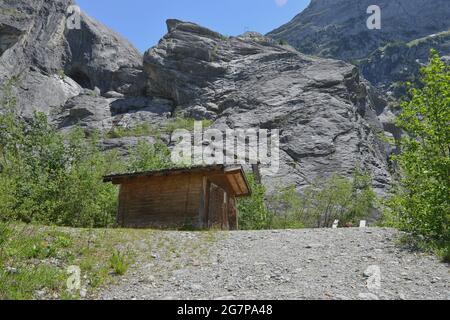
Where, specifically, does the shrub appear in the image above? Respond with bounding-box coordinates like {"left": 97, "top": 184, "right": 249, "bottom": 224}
{"left": 238, "top": 170, "right": 376, "bottom": 230}
{"left": 268, "top": 185, "right": 305, "bottom": 229}
{"left": 0, "top": 221, "right": 10, "bottom": 263}
{"left": 0, "top": 84, "right": 121, "bottom": 228}
{"left": 384, "top": 50, "right": 449, "bottom": 250}
{"left": 128, "top": 139, "right": 173, "bottom": 172}
{"left": 237, "top": 174, "right": 273, "bottom": 230}
{"left": 270, "top": 170, "right": 376, "bottom": 229}
{"left": 441, "top": 247, "right": 450, "bottom": 264}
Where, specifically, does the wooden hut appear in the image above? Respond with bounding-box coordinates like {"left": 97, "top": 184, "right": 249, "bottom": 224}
{"left": 103, "top": 165, "right": 251, "bottom": 230}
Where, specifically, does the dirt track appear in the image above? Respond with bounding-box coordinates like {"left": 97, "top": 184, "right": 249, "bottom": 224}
{"left": 100, "top": 228, "right": 449, "bottom": 300}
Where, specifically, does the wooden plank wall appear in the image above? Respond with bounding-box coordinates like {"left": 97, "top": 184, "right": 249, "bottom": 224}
{"left": 119, "top": 174, "right": 203, "bottom": 228}
{"left": 116, "top": 172, "right": 241, "bottom": 230}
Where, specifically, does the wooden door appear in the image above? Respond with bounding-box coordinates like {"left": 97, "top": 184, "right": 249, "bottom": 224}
{"left": 208, "top": 183, "right": 228, "bottom": 229}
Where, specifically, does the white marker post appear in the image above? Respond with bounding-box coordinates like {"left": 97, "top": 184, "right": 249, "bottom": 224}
{"left": 332, "top": 220, "right": 339, "bottom": 229}
{"left": 359, "top": 220, "right": 367, "bottom": 228}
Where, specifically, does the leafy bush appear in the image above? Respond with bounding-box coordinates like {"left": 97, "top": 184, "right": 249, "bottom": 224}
{"left": 384, "top": 50, "right": 450, "bottom": 251}
{"left": 238, "top": 170, "right": 376, "bottom": 230}
{"left": 0, "top": 221, "right": 10, "bottom": 263}
{"left": 128, "top": 139, "right": 173, "bottom": 172}
{"left": 441, "top": 247, "right": 450, "bottom": 263}
{"left": 271, "top": 170, "right": 376, "bottom": 229}
{"left": 268, "top": 185, "right": 305, "bottom": 229}
{"left": 0, "top": 83, "right": 121, "bottom": 227}
{"left": 0, "top": 77, "right": 183, "bottom": 227}
{"left": 237, "top": 174, "right": 273, "bottom": 230}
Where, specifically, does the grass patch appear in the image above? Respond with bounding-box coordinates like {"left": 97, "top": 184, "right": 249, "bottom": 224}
{"left": 0, "top": 265, "right": 66, "bottom": 300}
{"left": 0, "top": 8, "right": 23, "bottom": 18}
{"left": 109, "top": 250, "right": 131, "bottom": 276}
{"left": 106, "top": 118, "right": 214, "bottom": 139}
{"left": 0, "top": 222, "right": 138, "bottom": 300}
{"left": 163, "top": 118, "right": 213, "bottom": 135}
{"left": 407, "top": 30, "right": 450, "bottom": 47}
{"left": 0, "top": 222, "right": 224, "bottom": 300}
{"left": 107, "top": 123, "right": 155, "bottom": 139}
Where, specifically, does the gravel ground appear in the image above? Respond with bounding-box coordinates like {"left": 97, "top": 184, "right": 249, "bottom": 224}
{"left": 100, "top": 228, "right": 449, "bottom": 300}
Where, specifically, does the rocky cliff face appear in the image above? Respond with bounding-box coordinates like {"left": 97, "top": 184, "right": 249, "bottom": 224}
{"left": 360, "top": 31, "right": 450, "bottom": 90}
{"left": 268, "top": 0, "right": 450, "bottom": 92}
{"left": 268, "top": 0, "right": 450, "bottom": 61}
{"left": 0, "top": 1, "right": 393, "bottom": 194}
{"left": 0, "top": 0, "right": 144, "bottom": 117}
{"left": 267, "top": 0, "right": 450, "bottom": 156}
{"left": 144, "top": 20, "right": 391, "bottom": 193}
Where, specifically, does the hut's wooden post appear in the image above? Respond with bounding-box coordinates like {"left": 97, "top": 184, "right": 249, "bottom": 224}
{"left": 199, "top": 177, "right": 206, "bottom": 228}
{"left": 201, "top": 177, "right": 211, "bottom": 228}
{"left": 252, "top": 163, "right": 262, "bottom": 184}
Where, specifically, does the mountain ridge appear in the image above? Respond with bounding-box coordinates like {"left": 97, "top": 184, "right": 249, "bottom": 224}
{"left": 267, "top": 0, "right": 450, "bottom": 93}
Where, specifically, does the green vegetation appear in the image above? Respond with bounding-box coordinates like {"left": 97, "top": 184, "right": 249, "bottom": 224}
{"left": 384, "top": 50, "right": 450, "bottom": 260}
{"left": 277, "top": 39, "right": 289, "bottom": 46}
{"left": 0, "top": 222, "right": 137, "bottom": 299}
{"left": 237, "top": 174, "right": 273, "bottom": 230}
{"left": 107, "top": 118, "right": 213, "bottom": 139}
{"left": 382, "top": 41, "right": 408, "bottom": 55}
{"left": 163, "top": 117, "right": 213, "bottom": 135}
{"left": 0, "top": 221, "right": 221, "bottom": 299}
{"left": 268, "top": 185, "right": 305, "bottom": 229}
{"left": 300, "top": 171, "right": 377, "bottom": 228}
{"left": 238, "top": 170, "right": 376, "bottom": 230}
{"left": 57, "top": 70, "right": 66, "bottom": 80}
{"left": 0, "top": 78, "right": 176, "bottom": 228}
{"left": 0, "top": 105, "right": 121, "bottom": 227}
{"left": 107, "top": 123, "right": 155, "bottom": 139}
{"left": 128, "top": 139, "right": 173, "bottom": 172}
{"left": 407, "top": 30, "right": 450, "bottom": 48}
{"left": 109, "top": 250, "right": 131, "bottom": 276}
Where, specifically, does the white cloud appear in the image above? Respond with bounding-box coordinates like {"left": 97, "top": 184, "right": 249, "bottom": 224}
{"left": 275, "top": 0, "right": 288, "bottom": 7}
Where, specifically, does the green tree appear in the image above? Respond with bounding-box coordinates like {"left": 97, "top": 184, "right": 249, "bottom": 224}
{"left": 300, "top": 170, "right": 376, "bottom": 228}
{"left": 268, "top": 185, "right": 305, "bottom": 229}
{"left": 0, "top": 84, "right": 121, "bottom": 227}
{"left": 237, "top": 174, "right": 273, "bottom": 230}
{"left": 385, "top": 50, "right": 450, "bottom": 249}
{"left": 127, "top": 139, "right": 173, "bottom": 172}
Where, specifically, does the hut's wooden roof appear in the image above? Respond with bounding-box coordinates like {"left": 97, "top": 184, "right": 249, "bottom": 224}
{"left": 103, "top": 165, "right": 252, "bottom": 197}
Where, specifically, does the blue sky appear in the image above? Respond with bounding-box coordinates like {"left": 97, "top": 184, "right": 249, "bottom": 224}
{"left": 76, "top": 0, "right": 310, "bottom": 53}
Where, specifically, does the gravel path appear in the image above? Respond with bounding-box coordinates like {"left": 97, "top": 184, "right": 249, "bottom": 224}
{"left": 100, "top": 228, "right": 449, "bottom": 300}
